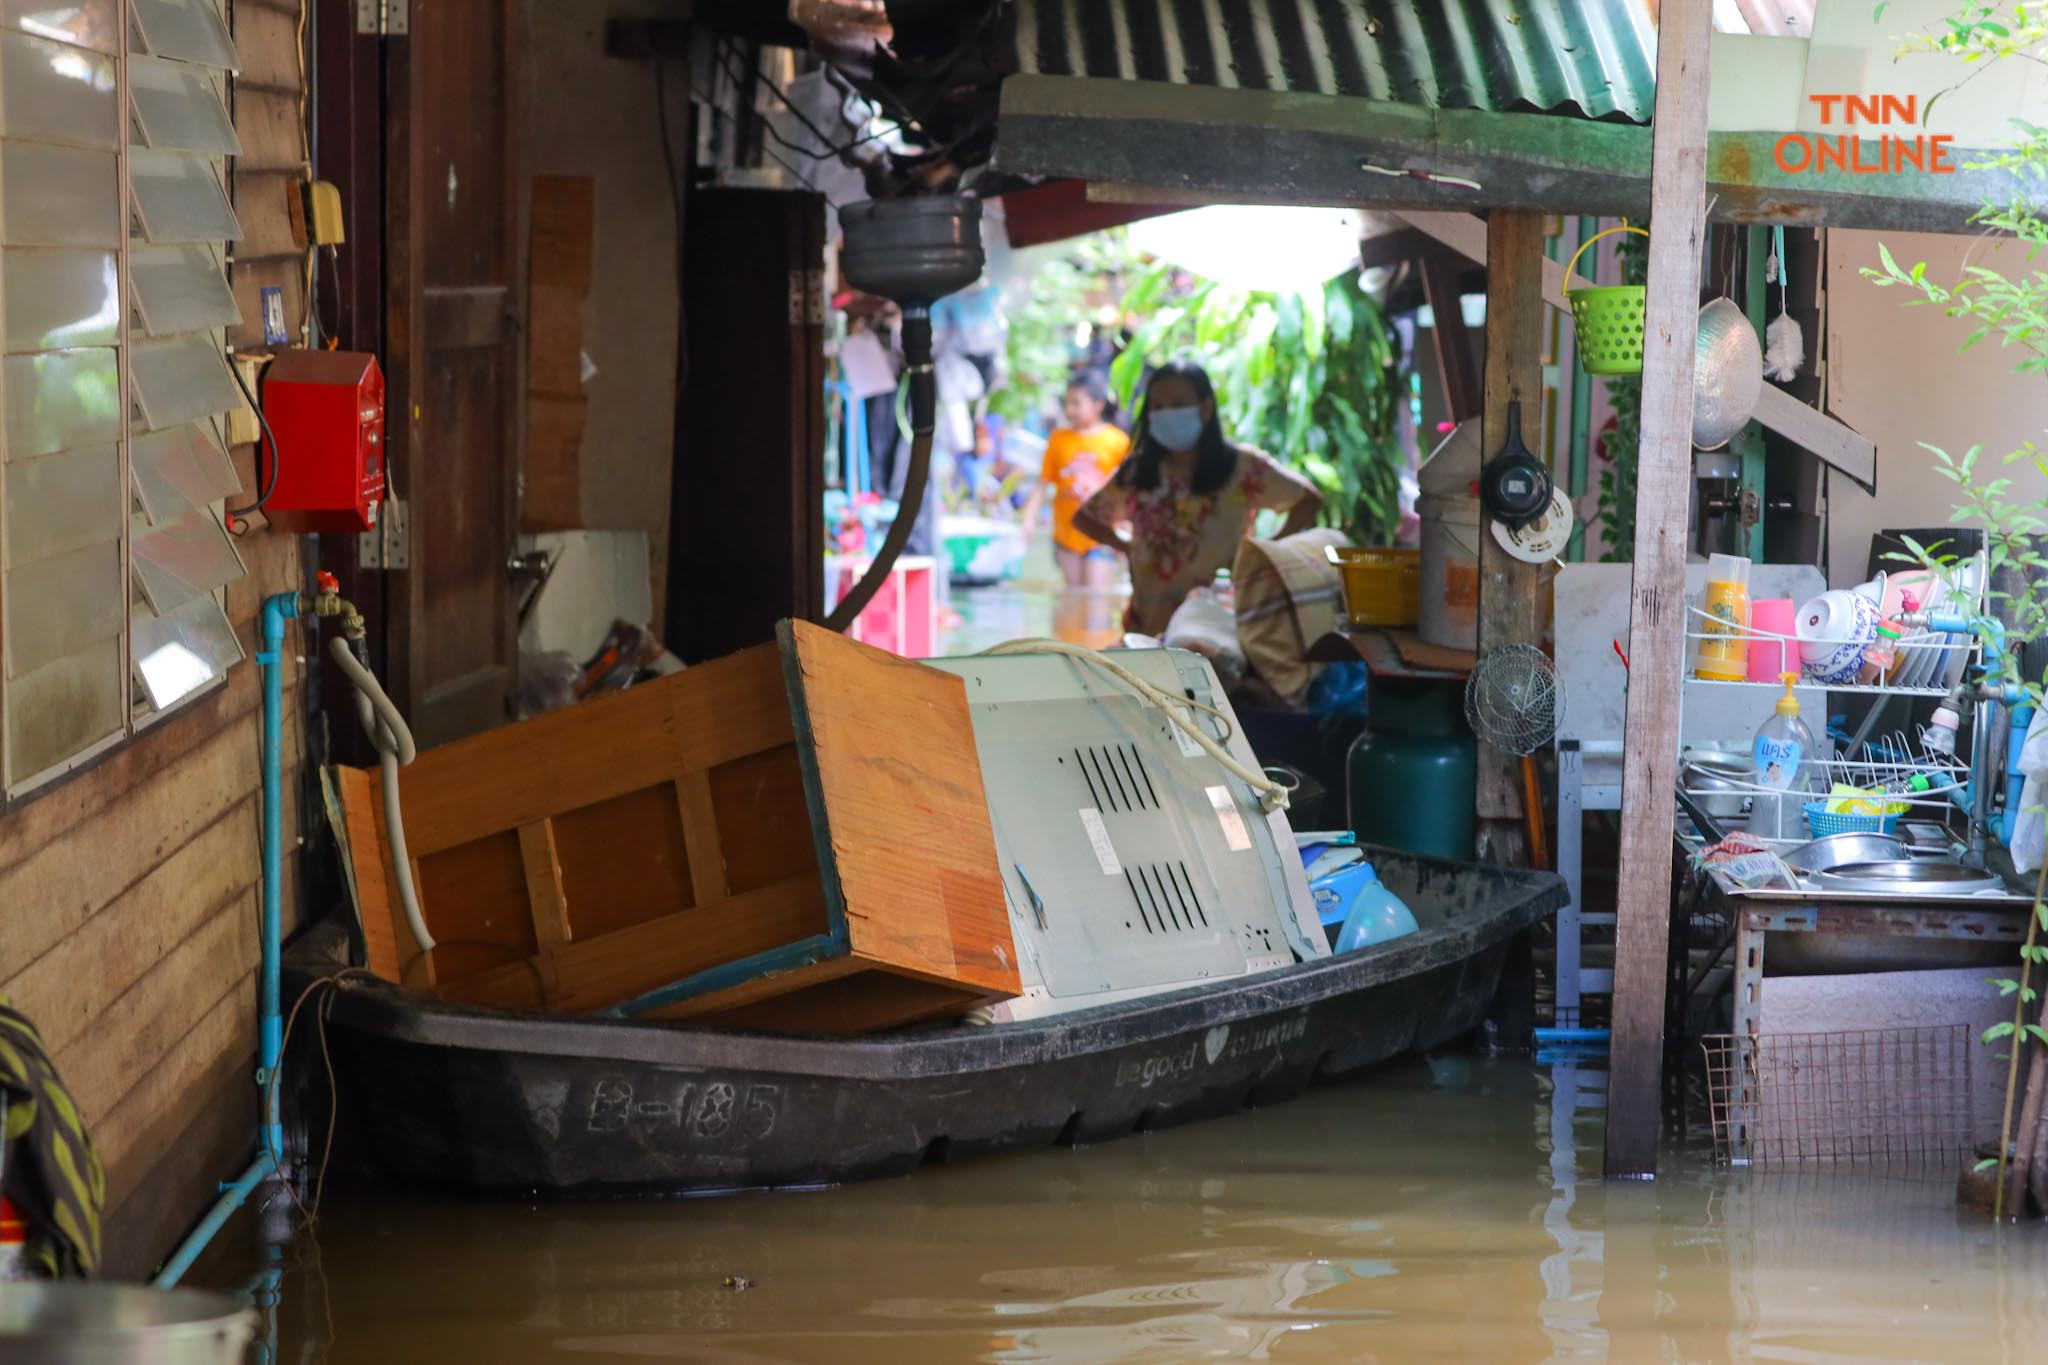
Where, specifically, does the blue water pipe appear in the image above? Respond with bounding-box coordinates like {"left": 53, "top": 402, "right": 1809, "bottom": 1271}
{"left": 827, "top": 379, "right": 871, "bottom": 499}
{"left": 152, "top": 591, "right": 298, "bottom": 1288}
{"left": 1533, "top": 1028, "right": 1611, "bottom": 1045}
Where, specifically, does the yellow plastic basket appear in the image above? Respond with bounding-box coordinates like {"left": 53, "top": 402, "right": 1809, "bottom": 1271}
{"left": 1565, "top": 224, "right": 1649, "bottom": 377}
{"left": 1326, "top": 545, "right": 1420, "bottom": 628}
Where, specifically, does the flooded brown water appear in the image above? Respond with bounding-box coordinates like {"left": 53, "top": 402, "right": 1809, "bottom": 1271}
{"left": 200, "top": 1054, "right": 2048, "bottom": 1363}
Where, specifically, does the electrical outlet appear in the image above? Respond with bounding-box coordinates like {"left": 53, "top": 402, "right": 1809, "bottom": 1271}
{"left": 304, "top": 180, "right": 345, "bottom": 247}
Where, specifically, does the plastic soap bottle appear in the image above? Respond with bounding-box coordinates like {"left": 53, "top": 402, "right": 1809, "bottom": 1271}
{"left": 1333, "top": 862, "right": 1420, "bottom": 953}
{"left": 1751, "top": 673, "right": 1817, "bottom": 841}
{"left": 1925, "top": 702, "right": 1961, "bottom": 757}
{"left": 1859, "top": 622, "right": 1902, "bottom": 684}
{"left": 1695, "top": 553, "right": 1752, "bottom": 681}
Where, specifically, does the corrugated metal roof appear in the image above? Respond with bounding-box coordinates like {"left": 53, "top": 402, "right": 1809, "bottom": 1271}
{"left": 1004, "top": 0, "right": 1813, "bottom": 126}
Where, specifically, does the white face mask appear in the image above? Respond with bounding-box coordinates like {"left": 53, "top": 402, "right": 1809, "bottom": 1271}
{"left": 1149, "top": 405, "right": 1205, "bottom": 452}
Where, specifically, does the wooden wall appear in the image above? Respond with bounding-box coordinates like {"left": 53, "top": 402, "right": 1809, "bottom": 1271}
{"left": 0, "top": 0, "right": 311, "bottom": 1279}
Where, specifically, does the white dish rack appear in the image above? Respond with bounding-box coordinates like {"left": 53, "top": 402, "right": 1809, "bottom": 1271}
{"left": 1680, "top": 728, "right": 1970, "bottom": 850}
{"left": 1682, "top": 603, "right": 1983, "bottom": 698}
{"left": 1681, "top": 555, "right": 1988, "bottom": 698}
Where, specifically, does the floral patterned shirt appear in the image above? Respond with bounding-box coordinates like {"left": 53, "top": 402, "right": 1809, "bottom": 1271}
{"left": 1079, "top": 447, "right": 1317, "bottom": 636}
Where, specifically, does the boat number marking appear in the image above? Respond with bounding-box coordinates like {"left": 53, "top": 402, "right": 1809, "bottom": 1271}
{"left": 1112, "top": 1014, "right": 1310, "bottom": 1089}
{"left": 586, "top": 1079, "right": 780, "bottom": 1142}
{"left": 1078, "top": 807, "right": 1122, "bottom": 876}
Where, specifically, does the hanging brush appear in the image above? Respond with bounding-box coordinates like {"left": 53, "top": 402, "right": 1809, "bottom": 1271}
{"left": 1763, "top": 223, "right": 1804, "bottom": 382}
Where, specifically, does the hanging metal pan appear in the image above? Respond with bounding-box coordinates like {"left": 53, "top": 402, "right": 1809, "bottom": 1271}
{"left": 1693, "top": 298, "right": 1763, "bottom": 451}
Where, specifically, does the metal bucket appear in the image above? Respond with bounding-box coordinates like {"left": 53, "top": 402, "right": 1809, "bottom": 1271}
{"left": 1416, "top": 493, "right": 1481, "bottom": 650}
{"left": 0, "top": 1284, "right": 255, "bottom": 1364}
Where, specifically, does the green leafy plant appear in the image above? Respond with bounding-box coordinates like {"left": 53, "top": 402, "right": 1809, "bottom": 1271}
{"left": 988, "top": 229, "right": 1143, "bottom": 429}
{"left": 1864, "top": 2, "right": 2048, "bottom": 1218}
{"left": 1593, "top": 229, "right": 1649, "bottom": 562}
{"left": 1106, "top": 262, "right": 1405, "bottom": 543}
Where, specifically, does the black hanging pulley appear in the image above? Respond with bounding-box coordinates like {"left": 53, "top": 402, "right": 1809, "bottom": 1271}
{"left": 1477, "top": 400, "right": 1553, "bottom": 531}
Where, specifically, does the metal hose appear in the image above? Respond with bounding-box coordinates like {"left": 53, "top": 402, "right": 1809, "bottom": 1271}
{"left": 328, "top": 633, "right": 433, "bottom": 954}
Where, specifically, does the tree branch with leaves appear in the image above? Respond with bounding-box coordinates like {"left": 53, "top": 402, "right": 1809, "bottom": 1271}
{"left": 1865, "top": 0, "right": 2048, "bottom": 1218}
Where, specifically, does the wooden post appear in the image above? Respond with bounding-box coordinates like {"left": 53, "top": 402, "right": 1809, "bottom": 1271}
{"left": 1475, "top": 211, "right": 1547, "bottom": 867}
{"left": 1604, "top": 0, "right": 1715, "bottom": 1180}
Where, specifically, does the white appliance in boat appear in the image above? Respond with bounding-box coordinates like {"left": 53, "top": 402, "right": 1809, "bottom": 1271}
{"left": 924, "top": 647, "right": 1325, "bottom": 1024}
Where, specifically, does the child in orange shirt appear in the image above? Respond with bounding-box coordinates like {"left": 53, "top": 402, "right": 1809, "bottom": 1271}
{"left": 1022, "top": 371, "right": 1130, "bottom": 588}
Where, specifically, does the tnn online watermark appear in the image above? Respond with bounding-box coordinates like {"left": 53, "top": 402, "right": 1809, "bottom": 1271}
{"left": 1774, "top": 95, "right": 1957, "bottom": 175}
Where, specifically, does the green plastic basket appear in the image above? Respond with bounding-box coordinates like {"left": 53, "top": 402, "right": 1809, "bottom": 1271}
{"left": 1565, "top": 224, "right": 1649, "bottom": 377}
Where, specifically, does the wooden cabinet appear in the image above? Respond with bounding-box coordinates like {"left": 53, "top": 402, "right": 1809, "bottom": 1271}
{"left": 340, "top": 620, "right": 1017, "bottom": 1032}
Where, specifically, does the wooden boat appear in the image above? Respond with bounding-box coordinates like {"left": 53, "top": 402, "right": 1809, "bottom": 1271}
{"left": 298, "top": 848, "right": 1564, "bottom": 1195}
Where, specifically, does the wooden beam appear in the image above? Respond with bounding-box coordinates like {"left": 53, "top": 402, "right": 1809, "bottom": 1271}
{"left": 1605, "top": 0, "right": 1715, "bottom": 1182}
{"left": 1422, "top": 248, "right": 1484, "bottom": 423}
{"left": 518, "top": 821, "right": 572, "bottom": 954}
{"left": 1752, "top": 385, "right": 1875, "bottom": 489}
{"left": 997, "top": 75, "right": 2021, "bottom": 233}
{"left": 1394, "top": 209, "right": 1879, "bottom": 487}
{"left": 1475, "top": 212, "right": 1547, "bottom": 868}
{"left": 674, "top": 770, "right": 730, "bottom": 905}
{"left": 1355, "top": 226, "right": 1433, "bottom": 273}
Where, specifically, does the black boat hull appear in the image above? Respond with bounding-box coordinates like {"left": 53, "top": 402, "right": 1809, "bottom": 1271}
{"left": 310, "top": 850, "right": 1565, "bottom": 1194}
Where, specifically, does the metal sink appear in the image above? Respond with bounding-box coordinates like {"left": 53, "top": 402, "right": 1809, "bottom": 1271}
{"left": 1812, "top": 860, "right": 2006, "bottom": 895}
{"left": 1763, "top": 853, "right": 2021, "bottom": 976}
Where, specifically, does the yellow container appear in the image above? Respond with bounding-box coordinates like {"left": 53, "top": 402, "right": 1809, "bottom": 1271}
{"left": 1694, "top": 552, "right": 1751, "bottom": 681}
{"left": 1327, "top": 545, "right": 1421, "bottom": 628}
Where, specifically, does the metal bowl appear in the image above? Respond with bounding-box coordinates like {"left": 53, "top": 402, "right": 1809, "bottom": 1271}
{"left": 1693, "top": 297, "right": 1764, "bottom": 450}
{"left": 0, "top": 1284, "right": 256, "bottom": 1364}
{"left": 1783, "top": 831, "right": 1905, "bottom": 874}
{"left": 1679, "top": 758, "right": 1754, "bottom": 820}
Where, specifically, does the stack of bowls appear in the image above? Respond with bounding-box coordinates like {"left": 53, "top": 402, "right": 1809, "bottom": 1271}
{"left": 1795, "top": 586, "right": 1880, "bottom": 686}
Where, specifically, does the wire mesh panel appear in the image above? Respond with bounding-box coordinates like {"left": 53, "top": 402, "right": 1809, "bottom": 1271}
{"left": 1703, "top": 1026, "right": 1973, "bottom": 1168}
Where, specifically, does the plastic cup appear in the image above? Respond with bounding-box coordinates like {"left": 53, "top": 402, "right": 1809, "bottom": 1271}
{"left": 1746, "top": 597, "right": 1797, "bottom": 682}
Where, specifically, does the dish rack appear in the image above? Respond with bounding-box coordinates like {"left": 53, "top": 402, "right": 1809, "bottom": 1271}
{"left": 1683, "top": 557, "right": 1989, "bottom": 697}
{"left": 1680, "top": 729, "right": 1970, "bottom": 850}
{"left": 1682, "top": 603, "right": 1984, "bottom": 698}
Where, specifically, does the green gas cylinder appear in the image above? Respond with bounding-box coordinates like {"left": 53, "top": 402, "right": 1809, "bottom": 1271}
{"left": 1345, "top": 677, "right": 1478, "bottom": 861}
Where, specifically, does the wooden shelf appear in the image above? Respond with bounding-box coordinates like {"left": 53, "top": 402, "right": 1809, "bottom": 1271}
{"left": 1308, "top": 628, "right": 1472, "bottom": 681}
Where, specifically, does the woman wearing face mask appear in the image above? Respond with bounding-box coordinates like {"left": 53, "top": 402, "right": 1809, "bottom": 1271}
{"left": 1071, "top": 359, "right": 1322, "bottom": 636}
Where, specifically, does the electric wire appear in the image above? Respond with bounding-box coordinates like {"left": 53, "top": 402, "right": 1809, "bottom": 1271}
{"left": 711, "top": 48, "right": 845, "bottom": 204}
{"left": 977, "top": 638, "right": 1291, "bottom": 812}
{"left": 714, "top": 30, "right": 978, "bottom": 170}
{"left": 263, "top": 968, "right": 378, "bottom": 1229}
{"left": 225, "top": 357, "right": 283, "bottom": 535}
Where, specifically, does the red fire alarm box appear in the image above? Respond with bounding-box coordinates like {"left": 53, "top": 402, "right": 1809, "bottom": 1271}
{"left": 258, "top": 349, "right": 386, "bottom": 533}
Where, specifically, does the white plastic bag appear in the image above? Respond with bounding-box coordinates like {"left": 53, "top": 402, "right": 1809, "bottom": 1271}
{"left": 2011, "top": 706, "right": 2048, "bottom": 873}
{"left": 1163, "top": 586, "right": 1246, "bottom": 689}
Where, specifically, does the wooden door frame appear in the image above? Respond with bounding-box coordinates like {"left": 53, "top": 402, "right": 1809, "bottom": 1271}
{"left": 379, "top": 0, "right": 523, "bottom": 735}
{"left": 312, "top": 0, "right": 392, "bottom": 764}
